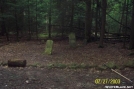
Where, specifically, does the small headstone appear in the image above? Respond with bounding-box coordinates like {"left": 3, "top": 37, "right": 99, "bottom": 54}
{"left": 69, "top": 33, "right": 76, "bottom": 48}
{"left": 44, "top": 40, "right": 53, "bottom": 55}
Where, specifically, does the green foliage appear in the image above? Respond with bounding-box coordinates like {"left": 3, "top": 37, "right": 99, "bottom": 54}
{"left": 0, "top": 0, "right": 133, "bottom": 42}
{"left": 105, "top": 62, "right": 117, "bottom": 69}
{"left": 47, "top": 63, "right": 67, "bottom": 69}
{"left": 30, "top": 62, "right": 41, "bottom": 67}
{"left": 47, "top": 63, "right": 95, "bottom": 69}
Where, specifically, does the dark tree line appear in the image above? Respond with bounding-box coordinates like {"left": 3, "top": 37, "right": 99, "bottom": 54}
{"left": 0, "top": 0, "right": 134, "bottom": 49}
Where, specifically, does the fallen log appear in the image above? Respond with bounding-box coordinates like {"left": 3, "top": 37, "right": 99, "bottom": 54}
{"left": 8, "top": 59, "right": 26, "bottom": 67}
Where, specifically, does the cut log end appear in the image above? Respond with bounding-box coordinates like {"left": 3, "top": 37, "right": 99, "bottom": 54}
{"left": 8, "top": 59, "right": 26, "bottom": 67}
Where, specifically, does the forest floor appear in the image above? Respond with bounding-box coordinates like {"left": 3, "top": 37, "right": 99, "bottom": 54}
{"left": 0, "top": 40, "right": 134, "bottom": 89}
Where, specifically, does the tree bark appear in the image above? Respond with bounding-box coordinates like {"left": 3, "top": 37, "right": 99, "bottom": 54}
{"left": 28, "top": 0, "right": 31, "bottom": 40}
{"left": 0, "top": 0, "right": 9, "bottom": 41}
{"left": 85, "top": 0, "right": 92, "bottom": 43}
{"left": 123, "top": 0, "right": 128, "bottom": 48}
{"left": 35, "top": 0, "right": 38, "bottom": 40}
{"left": 95, "top": 0, "right": 99, "bottom": 41}
{"left": 99, "top": 0, "right": 107, "bottom": 48}
{"left": 129, "top": 0, "right": 134, "bottom": 49}
{"left": 69, "top": 0, "right": 74, "bottom": 32}
{"left": 48, "top": 0, "right": 52, "bottom": 38}
{"left": 119, "top": 0, "right": 125, "bottom": 33}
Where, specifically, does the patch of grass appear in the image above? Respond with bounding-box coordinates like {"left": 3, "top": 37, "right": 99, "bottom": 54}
{"left": 124, "top": 60, "right": 134, "bottom": 68}
{"left": 30, "top": 62, "right": 41, "bottom": 67}
{"left": 47, "top": 63, "right": 96, "bottom": 69}
{"left": 97, "top": 65, "right": 108, "bottom": 70}
{"left": 38, "top": 33, "right": 59, "bottom": 39}
{"left": 105, "top": 62, "right": 117, "bottom": 69}
{"left": 68, "top": 63, "right": 80, "bottom": 69}
{"left": 38, "top": 33, "right": 48, "bottom": 39}
{"left": 47, "top": 63, "right": 67, "bottom": 69}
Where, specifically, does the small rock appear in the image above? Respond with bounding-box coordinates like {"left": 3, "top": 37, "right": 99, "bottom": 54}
{"left": 26, "top": 80, "right": 29, "bottom": 84}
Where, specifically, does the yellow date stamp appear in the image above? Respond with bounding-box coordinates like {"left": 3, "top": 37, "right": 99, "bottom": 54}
{"left": 95, "top": 78, "right": 121, "bottom": 84}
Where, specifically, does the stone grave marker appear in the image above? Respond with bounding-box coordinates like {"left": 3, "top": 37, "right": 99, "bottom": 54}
{"left": 44, "top": 40, "right": 53, "bottom": 55}
{"left": 69, "top": 33, "right": 76, "bottom": 48}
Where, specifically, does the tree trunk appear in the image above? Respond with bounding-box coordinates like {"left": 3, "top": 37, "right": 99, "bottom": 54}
{"left": 14, "top": 0, "right": 19, "bottom": 42}
{"left": 99, "top": 0, "right": 107, "bottom": 48}
{"left": 95, "top": 0, "right": 99, "bottom": 41}
{"left": 85, "top": 0, "right": 92, "bottom": 43}
{"left": 61, "top": 8, "right": 65, "bottom": 37}
{"left": 28, "top": 0, "right": 31, "bottom": 40}
{"left": 48, "top": 0, "right": 52, "bottom": 38}
{"left": 129, "top": 0, "right": 134, "bottom": 49}
{"left": 119, "top": 0, "right": 125, "bottom": 34}
{"left": 0, "top": 0, "right": 9, "bottom": 41}
{"left": 70, "top": 0, "right": 74, "bottom": 32}
{"left": 123, "top": 0, "right": 128, "bottom": 48}
{"left": 35, "top": 0, "right": 38, "bottom": 40}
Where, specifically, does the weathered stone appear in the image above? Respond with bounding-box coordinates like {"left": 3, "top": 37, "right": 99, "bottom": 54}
{"left": 45, "top": 40, "right": 53, "bottom": 55}
{"left": 69, "top": 33, "right": 76, "bottom": 48}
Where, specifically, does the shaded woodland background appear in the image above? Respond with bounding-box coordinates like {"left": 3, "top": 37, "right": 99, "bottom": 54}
{"left": 0, "top": 0, "right": 134, "bottom": 49}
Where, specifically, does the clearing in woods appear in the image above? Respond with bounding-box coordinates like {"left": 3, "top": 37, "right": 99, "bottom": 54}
{"left": 0, "top": 40, "right": 134, "bottom": 89}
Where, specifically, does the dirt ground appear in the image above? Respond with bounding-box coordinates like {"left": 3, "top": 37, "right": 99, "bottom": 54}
{"left": 0, "top": 40, "right": 134, "bottom": 89}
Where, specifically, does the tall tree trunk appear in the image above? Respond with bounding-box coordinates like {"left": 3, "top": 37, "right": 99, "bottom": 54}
{"left": 119, "top": 0, "right": 125, "bottom": 34}
{"left": 59, "top": 1, "right": 65, "bottom": 37}
{"left": 129, "top": 0, "right": 134, "bottom": 49}
{"left": 61, "top": 10, "right": 65, "bottom": 37}
{"left": 70, "top": 0, "right": 74, "bottom": 32}
{"left": 123, "top": 0, "right": 128, "bottom": 48}
{"left": 28, "top": 0, "right": 31, "bottom": 40}
{"left": 85, "top": 0, "right": 92, "bottom": 43}
{"left": 14, "top": 0, "right": 19, "bottom": 41}
{"left": 48, "top": 0, "right": 52, "bottom": 38}
{"left": 0, "top": 0, "right": 9, "bottom": 41}
{"left": 35, "top": 0, "right": 38, "bottom": 40}
{"left": 99, "top": 0, "right": 107, "bottom": 48}
{"left": 95, "top": 0, "right": 99, "bottom": 41}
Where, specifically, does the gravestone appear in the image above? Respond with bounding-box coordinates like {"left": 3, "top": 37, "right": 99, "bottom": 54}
{"left": 45, "top": 40, "right": 53, "bottom": 55}
{"left": 69, "top": 33, "right": 76, "bottom": 48}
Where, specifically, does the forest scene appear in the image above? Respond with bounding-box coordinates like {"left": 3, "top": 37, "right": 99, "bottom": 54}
{"left": 0, "top": 0, "right": 134, "bottom": 89}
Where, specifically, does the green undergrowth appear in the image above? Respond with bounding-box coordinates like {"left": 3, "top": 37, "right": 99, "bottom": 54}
{"left": 0, "top": 61, "right": 134, "bottom": 70}
{"left": 47, "top": 63, "right": 96, "bottom": 69}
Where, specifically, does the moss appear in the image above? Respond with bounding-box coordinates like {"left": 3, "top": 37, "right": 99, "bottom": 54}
{"left": 68, "top": 63, "right": 79, "bottom": 69}
{"left": 97, "top": 65, "right": 107, "bottom": 70}
{"left": 105, "top": 62, "right": 117, "bottom": 69}
{"left": 30, "top": 62, "right": 41, "bottom": 67}
{"left": 47, "top": 63, "right": 67, "bottom": 69}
